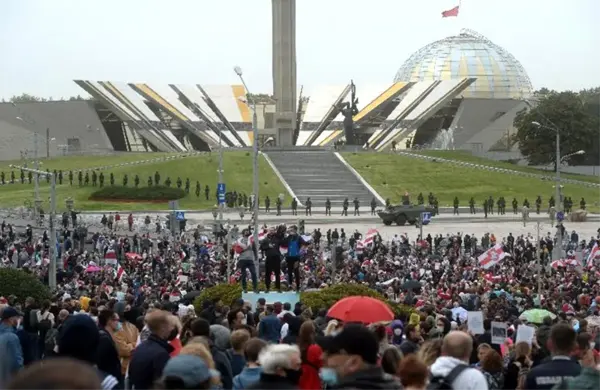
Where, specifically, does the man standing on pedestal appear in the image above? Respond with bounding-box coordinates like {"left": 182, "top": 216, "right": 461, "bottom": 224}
{"left": 281, "top": 226, "right": 307, "bottom": 292}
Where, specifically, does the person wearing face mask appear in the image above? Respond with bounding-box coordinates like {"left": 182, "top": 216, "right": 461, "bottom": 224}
{"left": 320, "top": 324, "right": 401, "bottom": 389}
{"left": 129, "top": 310, "right": 176, "bottom": 390}
{"left": 96, "top": 309, "right": 124, "bottom": 387}
{"left": 0, "top": 307, "right": 24, "bottom": 387}
{"left": 247, "top": 344, "right": 303, "bottom": 389}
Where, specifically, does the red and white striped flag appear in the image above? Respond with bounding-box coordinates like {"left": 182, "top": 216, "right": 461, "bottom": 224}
{"left": 586, "top": 242, "right": 599, "bottom": 268}
{"left": 105, "top": 249, "right": 117, "bottom": 266}
{"left": 358, "top": 228, "right": 379, "bottom": 249}
{"left": 116, "top": 262, "right": 126, "bottom": 282}
{"left": 478, "top": 244, "right": 509, "bottom": 269}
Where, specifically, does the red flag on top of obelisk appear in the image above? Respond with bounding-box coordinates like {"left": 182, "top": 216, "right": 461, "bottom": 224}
{"left": 442, "top": 5, "right": 460, "bottom": 18}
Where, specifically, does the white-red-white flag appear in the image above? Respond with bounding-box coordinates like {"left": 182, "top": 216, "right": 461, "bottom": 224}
{"left": 586, "top": 243, "right": 599, "bottom": 268}
{"left": 478, "top": 244, "right": 509, "bottom": 269}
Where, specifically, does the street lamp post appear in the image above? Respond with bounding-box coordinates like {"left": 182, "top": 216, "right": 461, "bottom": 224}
{"left": 10, "top": 164, "right": 57, "bottom": 289}
{"left": 234, "top": 66, "right": 260, "bottom": 276}
{"left": 15, "top": 115, "right": 41, "bottom": 220}
{"left": 218, "top": 128, "right": 224, "bottom": 222}
{"left": 531, "top": 121, "right": 585, "bottom": 259}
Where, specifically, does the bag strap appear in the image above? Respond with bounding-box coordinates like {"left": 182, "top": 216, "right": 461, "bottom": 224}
{"left": 445, "top": 364, "right": 469, "bottom": 386}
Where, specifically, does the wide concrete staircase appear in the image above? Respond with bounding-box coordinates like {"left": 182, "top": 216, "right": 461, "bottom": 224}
{"left": 265, "top": 149, "right": 382, "bottom": 207}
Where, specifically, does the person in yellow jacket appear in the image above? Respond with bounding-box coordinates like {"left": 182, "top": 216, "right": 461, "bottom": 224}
{"left": 112, "top": 302, "right": 139, "bottom": 375}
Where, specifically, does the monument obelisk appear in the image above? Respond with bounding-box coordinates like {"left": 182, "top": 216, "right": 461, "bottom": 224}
{"left": 272, "top": 0, "right": 296, "bottom": 146}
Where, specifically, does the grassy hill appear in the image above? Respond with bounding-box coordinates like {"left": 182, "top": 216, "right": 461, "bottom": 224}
{"left": 342, "top": 153, "right": 600, "bottom": 211}
{"left": 0, "top": 152, "right": 286, "bottom": 211}
{"left": 411, "top": 150, "right": 600, "bottom": 184}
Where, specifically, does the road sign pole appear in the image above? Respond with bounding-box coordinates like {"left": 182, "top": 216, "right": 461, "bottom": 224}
{"left": 420, "top": 212, "right": 424, "bottom": 241}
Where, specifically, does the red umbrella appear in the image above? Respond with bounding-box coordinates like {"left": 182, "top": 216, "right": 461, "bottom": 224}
{"left": 327, "top": 296, "right": 394, "bottom": 324}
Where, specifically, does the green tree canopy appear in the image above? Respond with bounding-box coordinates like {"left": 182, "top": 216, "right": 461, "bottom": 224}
{"left": 514, "top": 89, "right": 599, "bottom": 167}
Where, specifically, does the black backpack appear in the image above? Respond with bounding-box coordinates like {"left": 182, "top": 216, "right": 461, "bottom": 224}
{"left": 428, "top": 365, "right": 469, "bottom": 390}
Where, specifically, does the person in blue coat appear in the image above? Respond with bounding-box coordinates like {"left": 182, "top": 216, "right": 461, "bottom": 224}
{"left": 258, "top": 305, "right": 282, "bottom": 344}
{"left": 0, "top": 307, "right": 24, "bottom": 387}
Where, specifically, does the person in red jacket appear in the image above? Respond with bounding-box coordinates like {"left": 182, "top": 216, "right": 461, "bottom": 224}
{"left": 297, "top": 320, "right": 322, "bottom": 390}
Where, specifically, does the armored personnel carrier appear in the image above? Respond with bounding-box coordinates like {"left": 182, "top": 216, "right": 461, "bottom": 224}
{"left": 378, "top": 204, "right": 435, "bottom": 226}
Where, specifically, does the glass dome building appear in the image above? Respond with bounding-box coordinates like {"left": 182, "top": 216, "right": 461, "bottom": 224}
{"left": 394, "top": 29, "right": 533, "bottom": 99}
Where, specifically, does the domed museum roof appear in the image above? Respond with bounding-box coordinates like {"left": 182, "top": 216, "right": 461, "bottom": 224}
{"left": 394, "top": 29, "right": 533, "bottom": 99}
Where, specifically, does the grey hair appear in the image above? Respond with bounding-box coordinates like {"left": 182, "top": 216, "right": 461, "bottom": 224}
{"left": 258, "top": 344, "right": 300, "bottom": 374}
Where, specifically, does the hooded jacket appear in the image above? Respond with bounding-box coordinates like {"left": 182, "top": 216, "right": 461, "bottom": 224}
{"left": 0, "top": 323, "right": 23, "bottom": 387}
{"left": 430, "top": 356, "right": 489, "bottom": 390}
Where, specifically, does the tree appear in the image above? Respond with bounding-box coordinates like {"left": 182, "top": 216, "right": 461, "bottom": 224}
{"left": 513, "top": 90, "right": 598, "bottom": 167}
{"left": 10, "top": 93, "right": 47, "bottom": 103}
{"left": 0, "top": 268, "right": 51, "bottom": 303}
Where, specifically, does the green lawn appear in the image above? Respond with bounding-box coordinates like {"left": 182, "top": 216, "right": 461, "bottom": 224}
{"left": 343, "top": 153, "right": 600, "bottom": 211}
{"left": 0, "top": 152, "right": 286, "bottom": 211}
{"left": 412, "top": 150, "right": 600, "bottom": 184}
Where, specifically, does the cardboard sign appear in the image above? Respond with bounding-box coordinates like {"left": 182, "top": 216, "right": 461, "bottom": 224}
{"left": 491, "top": 321, "right": 507, "bottom": 345}
{"left": 467, "top": 311, "right": 484, "bottom": 335}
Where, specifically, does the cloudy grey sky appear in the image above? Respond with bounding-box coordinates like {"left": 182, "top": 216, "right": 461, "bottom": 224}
{"left": 1, "top": 0, "right": 598, "bottom": 99}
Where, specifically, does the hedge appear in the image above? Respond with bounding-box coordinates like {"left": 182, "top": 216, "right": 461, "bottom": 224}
{"left": 0, "top": 268, "right": 51, "bottom": 303}
{"left": 89, "top": 185, "right": 185, "bottom": 201}
{"left": 193, "top": 282, "right": 412, "bottom": 317}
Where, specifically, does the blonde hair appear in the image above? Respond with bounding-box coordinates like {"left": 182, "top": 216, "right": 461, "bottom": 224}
{"left": 180, "top": 343, "right": 220, "bottom": 386}
{"left": 417, "top": 339, "right": 443, "bottom": 367}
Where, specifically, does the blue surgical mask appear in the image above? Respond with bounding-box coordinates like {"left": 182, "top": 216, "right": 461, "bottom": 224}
{"left": 319, "top": 368, "right": 338, "bottom": 386}
{"left": 115, "top": 322, "right": 122, "bottom": 331}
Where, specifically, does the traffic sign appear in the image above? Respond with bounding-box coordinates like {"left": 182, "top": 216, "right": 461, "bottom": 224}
{"left": 175, "top": 211, "right": 185, "bottom": 221}
{"left": 421, "top": 212, "right": 432, "bottom": 222}
{"left": 557, "top": 211, "right": 564, "bottom": 222}
{"left": 217, "top": 183, "right": 226, "bottom": 205}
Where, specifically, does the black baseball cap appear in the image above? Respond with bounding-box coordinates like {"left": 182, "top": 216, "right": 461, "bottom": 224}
{"left": 321, "top": 324, "right": 379, "bottom": 364}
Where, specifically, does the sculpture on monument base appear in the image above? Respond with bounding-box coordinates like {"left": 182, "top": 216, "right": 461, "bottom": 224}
{"left": 340, "top": 81, "right": 359, "bottom": 145}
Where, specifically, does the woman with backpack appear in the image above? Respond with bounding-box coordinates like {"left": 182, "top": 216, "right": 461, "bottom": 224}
{"left": 36, "top": 300, "right": 54, "bottom": 359}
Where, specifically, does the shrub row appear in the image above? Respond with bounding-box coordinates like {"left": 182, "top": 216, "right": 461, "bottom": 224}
{"left": 0, "top": 268, "right": 51, "bottom": 303}
{"left": 193, "top": 282, "right": 412, "bottom": 317}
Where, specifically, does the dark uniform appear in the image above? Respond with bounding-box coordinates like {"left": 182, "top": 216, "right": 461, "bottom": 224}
{"left": 325, "top": 198, "right": 331, "bottom": 216}
{"left": 276, "top": 197, "right": 282, "bottom": 216}
{"left": 154, "top": 171, "right": 160, "bottom": 186}
{"left": 109, "top": 173, "right": 114, "bottom": 186}
{"left": 483, "top": 199, "right": 488, "bottom": 218}
{"left": 453, "top": 196, "right": 459, "bottom": 215}
{"left": 27, "top": 171, "right": 32, "bottom": 184}
{"left": 512, "top": 198, "right": 518, "bottom": 214}
{"left": 342, "top": 198, "right": 349, "bottom": 216}
{"left": 20, "top": 170, "right": 24, "bottom": 184}
{"left": 92, "top": 171, "right": 97, "bottom": 186}
{"left": 58, "top": 170, "right": 63, "bottom": 185}
{"left": 176, "top": 177, "right": 182, "bottom": 189}
{"left": 353, "top": 197, "right": 360, "bottom": 216}
{"left": 487, "top": 196, "right": 494, "bottom": 214}
{"left": 99, "top": 172, "right": 104, "bottom": 187}
{"left": 417, "top": 192, "right": 424, "bottom": 205}
{"left": 11, "top": 171, "right": 15, "bottom": 184}
{"left": 580, "top": 197, "right": 586, "bottom": 210}
{"left": 147, "top": 176, "right": 153, "bottom": 186}
{"left": 134, "top": 174, "right": 140, "bottom": 188}
{"left": 370, "top": 198, "right": 377, "bottom": 215}
{"left": 305, "top": 197, "right": 312, "bottom": 216}
{"left": 68, "top": 170, "right": 73, "bottom": 186}
{"left": 291, "top": 198, "right": 298, "bottom": 216}
{"left": 123, "top": 174, "right": 128, "bottom": 186}
{"left": 165, "top": 177, "right": 172, "bottom": 187}
{"left": 0, "top": 171, "right": 5, "bottom": 185}
{"left": 265, "top": 196, "right": 271, "bottom": 213}
{"left": 185, "top": 178, "right": 190, "bottom": 194}
{"left": 205, "top": 185, "right": 210, "bottom": 200}
{"left": 84, "top": 172, "right": 89, "bottom": 186}
{"left": 469, "top": 197, "right": 475, "bottom": 214}
{"left": 535, "top": 196, "right": 542, "bottom": 214}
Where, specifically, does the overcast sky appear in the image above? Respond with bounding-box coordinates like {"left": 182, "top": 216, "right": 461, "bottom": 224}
{"left": 1, "top": 0, "right": 598, "bottom": 99}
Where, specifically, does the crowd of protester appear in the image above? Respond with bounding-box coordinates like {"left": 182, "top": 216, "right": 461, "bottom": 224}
{"left": 0, "top": 216, "right": 599, "bottom": 389}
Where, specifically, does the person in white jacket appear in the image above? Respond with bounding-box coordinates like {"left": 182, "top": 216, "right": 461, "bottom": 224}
{"left": 430, "top": 331, "right": 489, "bottom": 390}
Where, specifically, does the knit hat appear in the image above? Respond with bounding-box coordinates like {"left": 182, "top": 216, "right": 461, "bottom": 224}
{"left": 57, "top": 314, "right": 100, "bottom": 363}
